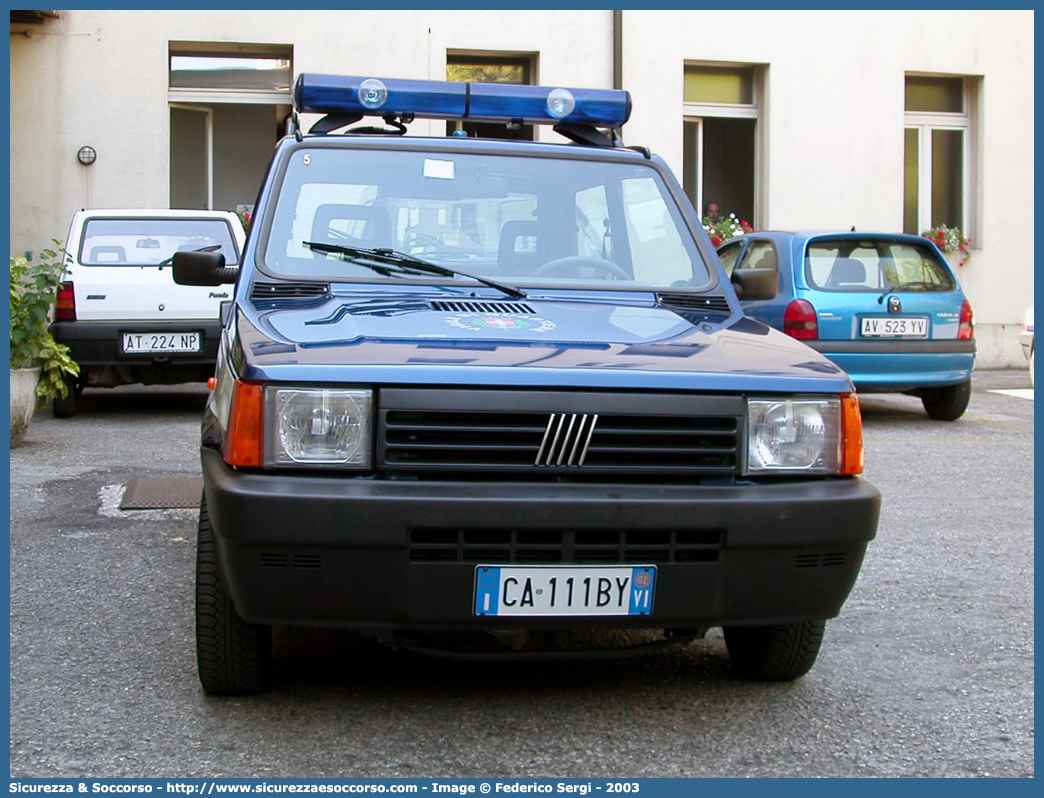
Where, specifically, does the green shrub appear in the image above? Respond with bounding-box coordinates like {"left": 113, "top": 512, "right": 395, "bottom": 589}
{"left": 10, "top": 244, "right": 80, "bottom": 405}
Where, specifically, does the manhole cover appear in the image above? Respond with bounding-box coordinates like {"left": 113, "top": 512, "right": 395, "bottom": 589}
{"left": 120, "top": 476, "right": 203, "bottom": 510}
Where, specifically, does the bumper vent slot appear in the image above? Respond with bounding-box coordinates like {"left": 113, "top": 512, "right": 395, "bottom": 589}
{"left": 795, "top": 552, "right": 847, "bottom": 569}
{"left": 260, "top": 553, "right": 323, "bottom": 569}
{"left": 408, "top": 528, "right": 722, "bottom": 564}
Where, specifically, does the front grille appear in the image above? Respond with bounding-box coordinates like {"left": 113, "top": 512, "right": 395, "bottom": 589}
{"left": 409, "top": 527, "right": 722, "bottom": 564}
{"left": 382, "top": 409, "right": 739, "bottom": 473}
{"left": 378, "top": 389, "right": 745, "bottom": 480}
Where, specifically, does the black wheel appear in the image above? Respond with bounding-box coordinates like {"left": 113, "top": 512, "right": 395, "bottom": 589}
{"left": 530, "top": 256, "right": 631, "bottom": 281}
{"left": 51, "top": 374, "right": 79, "bottom": 418}
{"left": 196, "top": 496, "right": 271, "bottom": 695}
{"left": 920, "top": 379, "right": 972, "bottom": 421}
{"left": 724, "top": 620, "right": 826, "bottom": 680}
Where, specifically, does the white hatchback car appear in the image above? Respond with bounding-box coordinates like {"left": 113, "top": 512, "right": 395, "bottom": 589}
{"left": 49, "top": 209, "right": 246, "bottom": 416}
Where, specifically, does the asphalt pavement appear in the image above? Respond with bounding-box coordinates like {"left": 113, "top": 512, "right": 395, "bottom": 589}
{"left": 8, "top": 370, "right": 1034, "bottom": 778}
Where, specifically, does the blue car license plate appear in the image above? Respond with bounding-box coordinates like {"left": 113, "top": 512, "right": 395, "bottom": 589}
{"left": 474, "top": 565, "right": 656, "bottom": 617}
{"left": 860, "top": 316, "right": 928, "bottom": 338}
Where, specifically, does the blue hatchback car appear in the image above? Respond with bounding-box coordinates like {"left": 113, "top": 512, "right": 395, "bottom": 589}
{"left": 718, "top": 231, "right": 976, "bottom": 420}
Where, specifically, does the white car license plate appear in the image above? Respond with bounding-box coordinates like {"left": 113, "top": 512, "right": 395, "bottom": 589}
{"left": 860, "top": 316, "right": 928, "bottom": 338}
{"left": 474, "top": 565, "right": 656, "bottom": 617}
{"left": 121, "top": 332, "right": 202, "bottom": 354}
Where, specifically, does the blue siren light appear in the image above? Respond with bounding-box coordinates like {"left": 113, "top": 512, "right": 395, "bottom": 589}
{"left": 293, "top": 74, "right": 632, "bottom": 128}
{"left": 294, "top": 74, "right": 467, "bottom": 119}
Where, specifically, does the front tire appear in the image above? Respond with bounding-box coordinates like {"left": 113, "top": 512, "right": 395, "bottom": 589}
{"left": 196, "top": 496, "right": 271, "bottom": 695}
{"left": 724, "top": 620, "right": 826, "bottom": 680}
{"left": 920, "top": 379, "right": 972, "bottom": 421}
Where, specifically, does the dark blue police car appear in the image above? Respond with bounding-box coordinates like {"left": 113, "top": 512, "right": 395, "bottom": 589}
{"left": 174, "top": 74, "right": 880, "bottom": 694}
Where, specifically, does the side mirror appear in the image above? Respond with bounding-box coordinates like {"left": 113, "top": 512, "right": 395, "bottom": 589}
{"left": 731, "top": 267, "right": 778, "bottom": 301}
{"left": 172, "top": 251, "right": 238, "bottom": 286}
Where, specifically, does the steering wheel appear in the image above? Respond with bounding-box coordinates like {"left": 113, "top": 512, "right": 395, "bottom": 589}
{"left": 529, "top": 256, "right": 632, "bottom": 281}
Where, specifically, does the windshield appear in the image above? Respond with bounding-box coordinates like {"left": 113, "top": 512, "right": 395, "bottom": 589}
{"left": 805, "top": 239, "right": 956, "bottom": 292}
{"left": 79, "top": 218, "right": 240, "bottom": 266}
{"left": 261, "top": 146, "right": 711, "bottom": 290}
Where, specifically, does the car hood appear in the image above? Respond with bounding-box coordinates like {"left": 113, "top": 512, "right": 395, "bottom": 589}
{"left": 233, "top": 288, "right": 852, "bottom": 393}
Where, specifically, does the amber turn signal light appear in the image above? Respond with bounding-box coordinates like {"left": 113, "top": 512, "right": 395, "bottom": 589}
{"left": 224, "top": 381, "right": 264, "bottom": 467}
{"left": 840, "top": 394, "right": 864, "bottom": 475}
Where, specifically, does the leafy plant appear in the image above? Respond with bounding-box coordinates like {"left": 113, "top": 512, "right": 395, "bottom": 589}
{"left": 703, "top": 213, "right": 754, "bottom": 247}
{"left": 9, "top": 244, "right": 79, "bottom": 406}
{"left": 922, "top": 224, "right": 972, "bottom": 267}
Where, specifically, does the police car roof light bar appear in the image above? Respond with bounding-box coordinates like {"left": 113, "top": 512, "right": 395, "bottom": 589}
{"left": 293, "top": 74, "right": 632, "bottom": 130}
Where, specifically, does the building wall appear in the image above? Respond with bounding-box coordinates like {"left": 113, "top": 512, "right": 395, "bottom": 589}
{"left": 10, "top": 9, "right": 614, "bottom": 249}
{"left": 622, "top": 9, "right": 1034, "bottom": 366}
{"left": 9, "top": 9, "right": 1032, "bottom": 366}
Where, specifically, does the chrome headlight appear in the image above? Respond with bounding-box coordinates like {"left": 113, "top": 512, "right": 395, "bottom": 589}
{"left": 264, "top": 387, "right": 373, "bottom": 467}
{"left": 746, "top": 397, "right": 842, "bottom": 475}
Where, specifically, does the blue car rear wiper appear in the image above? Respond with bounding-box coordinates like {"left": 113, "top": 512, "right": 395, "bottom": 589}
{"left": 878, "top": 280, "right": 939, "bottom": 302}
{"left": 303, "top": 241, "right": 527, "bottom": 299}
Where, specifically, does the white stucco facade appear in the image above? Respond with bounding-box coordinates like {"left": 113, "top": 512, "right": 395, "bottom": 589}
{"left": 9, "top": 9, "right": 1033, "bottom": 366}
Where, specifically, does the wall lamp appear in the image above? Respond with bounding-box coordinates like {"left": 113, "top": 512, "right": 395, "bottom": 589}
{"left": 77, "top": 146, "right": 97, "bottom": 166}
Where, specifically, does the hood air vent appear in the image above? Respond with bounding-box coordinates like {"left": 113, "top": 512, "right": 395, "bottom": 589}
{"left": 251, "top": 281, "right": 330, "bottom": 300}
{"left": 431, "top": 300, "right": 535, "bottom": 314}
{"left": 656, "top": 293, "right": 732, "bottom": 313}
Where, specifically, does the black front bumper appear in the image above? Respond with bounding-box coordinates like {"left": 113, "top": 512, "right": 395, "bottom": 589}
{"left": 202, "top": 448, "right": 881, "bottom": 631}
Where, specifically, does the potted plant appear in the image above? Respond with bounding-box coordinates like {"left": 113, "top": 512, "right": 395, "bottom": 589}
{"left": 703, "top": 213, "right": 754, "bottom": 247}
{"left": 922, "top": 224, "right": 972, "bottom": 267}
{"left": 9, "top": 245, "right": 79, "bottom": 447}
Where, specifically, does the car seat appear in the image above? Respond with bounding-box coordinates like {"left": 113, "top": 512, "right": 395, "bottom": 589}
{"left": 826, "top": 257, "right": 867, "bottom": 287}
{"left": 89, "top": 245, "right": 126, "bottom": 263}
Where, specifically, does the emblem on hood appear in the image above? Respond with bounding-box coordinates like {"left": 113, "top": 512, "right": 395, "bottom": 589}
{"left": 445, "top": 313, "right": 556, "bottom": 333}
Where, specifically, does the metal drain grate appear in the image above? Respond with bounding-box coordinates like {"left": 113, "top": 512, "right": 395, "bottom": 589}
{"left": 120, "top": 477, "right": 203, "bottom": 510}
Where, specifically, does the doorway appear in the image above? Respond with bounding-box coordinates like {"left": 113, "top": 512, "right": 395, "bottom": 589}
{"left": 168, "top": 44, "right": 293, "bottom": 215}
{"left": 170, "top": 105, "right": 211, "bottom": 210}
{"left": 683, "top": 117, "right": 756, "bottom": 224}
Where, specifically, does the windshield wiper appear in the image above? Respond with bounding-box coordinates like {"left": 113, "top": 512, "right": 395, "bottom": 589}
{"left": 877, "top": 282, "right": 897, "bottom": 304}
{"left": 303, "top": 241, "right": 527, "bottom": 299}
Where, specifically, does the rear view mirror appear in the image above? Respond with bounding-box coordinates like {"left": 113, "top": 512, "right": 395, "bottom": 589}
{"left": 172, "top": 250, "right": 238, "bottom": 286}
{"left": 731, "top": 267, "right": 778, "bottom": 301}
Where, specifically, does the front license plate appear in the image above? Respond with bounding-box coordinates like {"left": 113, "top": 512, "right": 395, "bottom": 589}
{"left": 860, "top": 316, "right": 928, "bottom": 338}
{"left": 121, "top": 332, "right": 201, "bottom": 354}
{"left": 474, "top": 565, "right": 656, "bottom": 617}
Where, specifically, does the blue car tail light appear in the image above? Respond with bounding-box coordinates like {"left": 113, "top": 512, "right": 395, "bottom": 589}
{"left": 293, "top": 74, "right": 632, "bottom": 128}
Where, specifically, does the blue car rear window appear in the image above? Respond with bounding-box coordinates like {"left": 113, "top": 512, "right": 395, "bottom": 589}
{"left": 806, "top": 239, "right": 956, "bottom": 292}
